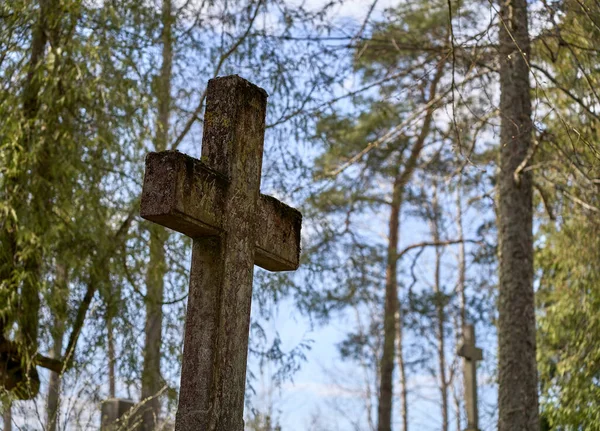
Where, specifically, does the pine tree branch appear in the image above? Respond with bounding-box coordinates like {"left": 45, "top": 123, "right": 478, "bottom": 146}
{"left": 394, "top": 239, "right": 482, "bottom": 264}
{"left": 531, "top": 64, "right": 600, "bottom": 122}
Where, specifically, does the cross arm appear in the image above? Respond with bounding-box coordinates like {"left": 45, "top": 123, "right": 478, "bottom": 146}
{"left": 458, "top": 343, "right": 483, "bottom": 361}
{"left": 140, "top": 151, "right": 301, "bottom": 272}
{"left": 140, "top": 151, "right": 227, "bottom": 237}
{"left": 255, "top": 194, "right": 302, "bottom": 271}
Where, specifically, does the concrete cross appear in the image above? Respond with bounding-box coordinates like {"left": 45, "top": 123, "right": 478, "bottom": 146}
{"left": 458, "top": 324, "right": 483, "bottom": 431}
{"left": 140, "top": 75, "right": 302, "bottom": 431}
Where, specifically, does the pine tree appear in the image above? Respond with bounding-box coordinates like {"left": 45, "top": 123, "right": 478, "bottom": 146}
{"left": 497, "top": 0, "right": 540, "bottom": 428}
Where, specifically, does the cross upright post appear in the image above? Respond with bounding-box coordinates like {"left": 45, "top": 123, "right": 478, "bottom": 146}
{"left": 140, "top": 75, "right": 302, "bottom": 431}
{"left": 458, "top": 324, "right": 483, "bottom": 431}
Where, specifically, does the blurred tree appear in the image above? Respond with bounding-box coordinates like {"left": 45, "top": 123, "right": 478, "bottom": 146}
{"left": 140, "top": 0, "right": 173, "bottom": 429}
{"left": 246, "top": 410, "right": 282, "bottom": 431}
{"left": 532, "top": 1, "right": 600, "bottom": 428}
{"left": 0, "top": 0, "right": 341, "bottom": 426}
{"left": 537, "top": 216, "right": 600, "bottom": 429}
{"left": 0, "top": 0, "right": 153, "bottom": 411}
{"left": 302, "top": 1, "right": 496, "bottom": 429}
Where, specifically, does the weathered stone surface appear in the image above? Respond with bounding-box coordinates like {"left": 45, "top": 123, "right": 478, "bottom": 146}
{"left": 458, "top": 324, "right": 482, "bottom": 431}
{"left": 457, "top": 343, "right": 483, "bottom": 362}
{"left": 255, "top": 194, "right": 301, "bottom": 271}
{"left": 141, "top": 151, "right": 301, "bottom": 271}
{"left": 140, "top": 75, "right": 302, "bottom": 431}
{"left": 141, "top": 151, "right": 227, "bottom": 238}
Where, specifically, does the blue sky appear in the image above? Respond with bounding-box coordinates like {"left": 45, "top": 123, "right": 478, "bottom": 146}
{"left": 4, "top": 1, "right": 507, "bottom": 429}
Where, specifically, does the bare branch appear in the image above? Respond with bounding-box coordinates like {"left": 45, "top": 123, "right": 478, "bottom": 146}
{"left": 170, "top": 1, "right": 263, "bottom": 150}
{"left": 395, "top": 239, "right": 482, "bottom": 264}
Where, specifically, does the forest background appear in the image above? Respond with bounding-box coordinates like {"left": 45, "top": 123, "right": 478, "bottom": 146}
{"left": 1, "top": 0, "right": 599, "bottom": 430}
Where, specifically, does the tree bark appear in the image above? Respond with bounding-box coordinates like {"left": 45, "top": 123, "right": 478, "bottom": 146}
{"left": 3, "top": 399, "right": 11, "bottom": 431}
{"left": 456, "top": 183, "right": 466, "bottom": 328}
{"left": 46, "top": 265, "right": 68, "bottom": 431}
{"left": 497, "top": 0, "right": 539, "bottom": 429}
{"left": 454, "top": 183, "right": 466, "bottom": 430}
{"left": 46, "top": 327, "right": 64, "bottom": 431}
{"left": 141, "top": 226, "right": 168, "bottom": 429}
{"left": 141, "top": 1, "right": 173, "bottom": 428}
{"left": 430, "top": 182, "right": 449, "bottom": 431}
{"left": 395, "top": 316, "right": 408, "bottom": 431}
{"left": 100, "top": 256, "right": 118, "bottom": 399}
{"left": 377, "top": 174, "right": 403, "bottom": 431}
{"left": 107, "top": 315, "right": 116, "bottom": 398}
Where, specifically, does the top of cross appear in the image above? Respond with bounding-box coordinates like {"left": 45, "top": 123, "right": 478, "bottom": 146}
{"left": 139, "top": 75, "right": 302, "bottom": 430}
{"left": 140, "top": 75, "right": 301, "bottom": 271}
{"left": 458, "top": 324, "right": 483, "bottom": 362}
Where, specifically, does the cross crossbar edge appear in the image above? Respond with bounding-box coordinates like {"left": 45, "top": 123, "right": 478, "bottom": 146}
{"left": 141, "top": 150, "right": 301, "bottom": 271}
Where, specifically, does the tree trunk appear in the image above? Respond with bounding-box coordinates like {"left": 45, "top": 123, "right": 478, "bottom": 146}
{"left": 98, "top": 259, "right": 118, "bottom": 398}
{"left": 46, "top": 329, "right": 64, "bottom": 431}
{"left": 377, "top": 175, "right": 403, "bottom": 431}
{"left": 454, "top": 183, "right": 466, "bottom": 430}
{"left": 376, "top": 58, "right": 445, "bottom": 431}
{"left": 431, "top": 182, "right": 448, "bottom": 431}
{"left": 453, "top": 382, "right": 461, "bottom": 431}
{"left": 455, "top": 182, "right": 466, "bottom": 328}
{"left": 46, "top": 265, "right": 68, "bottom": 431}
{"left": 497, "top": 0, "right": 539, "bottom": 429}
{"left": 354, "top": 306, "right": 376, "bottom": 431}
{"left": 3, "top": 400, "right": 11, "bottom": 431}
{"left": 395, "top": 316, "right": 408, "bottom": 431}
{"left": 141, "top": 226, "right": 168, "bottom": 428}
{"left": 17, "top": 0, "right": 56, "bottom": 360}
{"left": 141, "top": 1, "right": 173, "bottom": 428}
{"left": 107, "top": 315, "right": 116, "bottom": 398}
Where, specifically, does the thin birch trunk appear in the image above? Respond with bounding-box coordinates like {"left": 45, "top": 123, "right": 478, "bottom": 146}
{"left": 431, "top": 181, "right": 448, "bottom": 431}
{"left": 46, "top": 264, "right": 68, "bottom": 431}
{"left": 456, "top": 182, "right": 466, "bottom": 328}
{"left": 453, "top": 381, "right": 461, "bottom": 431}
{"left": 107, "top": 315, "right": 116, "bottom": 398}
{"left": 354, "top": 306, "right": 376, "bottom": 431}
{"left": 454, "top": 180, "right": 466, "bottom": 430}
{"left": 395, "top": 316, "right": 408, "bottom": 431}
{"left": 46, "top": 330, "right": 64, "bottom": 431}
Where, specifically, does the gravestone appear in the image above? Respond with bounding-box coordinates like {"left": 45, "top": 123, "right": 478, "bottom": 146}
{"left": 458, "top": 324, "right": 483, "bottom": 431}
{"left": 140, "top": 75, "right": 302, "bottom": 431}
{"left": 100, "top": 398, "right": 142, "bottom": 431}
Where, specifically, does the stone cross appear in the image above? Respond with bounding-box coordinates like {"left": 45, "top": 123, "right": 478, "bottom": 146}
{"left": 457, "top": 324, "right": 483, "bottom": 431}
{"left": 140, "top": 75, "right": 302, "bottom": 431}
